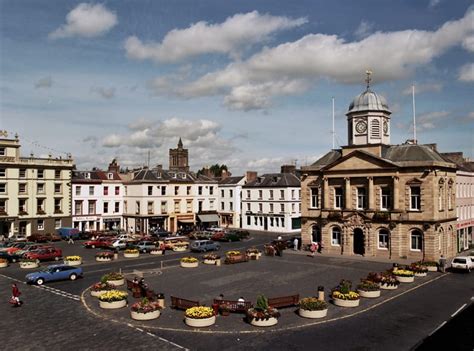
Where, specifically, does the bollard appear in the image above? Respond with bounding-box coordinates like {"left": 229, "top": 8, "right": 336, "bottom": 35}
{"left": 157, "top": 293, "right": 165, "bottom": 309}
{"left": 317, "top": 286, "right": 325, "bottom": 301}
{"left": 392, "top": 263, "right": 398, "bottom": 272}
{"left": 216, "top": 259, "right": 221, "bottom": 266}
{"left": 114, "top": 252, "right": 119, "bottom": 260}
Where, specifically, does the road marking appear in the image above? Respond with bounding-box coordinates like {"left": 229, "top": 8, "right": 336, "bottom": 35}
{"left": 428, "top": 321, "right": 447, "bottom": 336}
{"left": 0, "top": 273, "right": 26, "bottom": 284}
{"left": 451, "top": 303, "right": 467, "bottom": 317}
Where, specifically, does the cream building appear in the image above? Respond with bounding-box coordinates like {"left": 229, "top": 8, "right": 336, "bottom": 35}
{"left": 218, "top": 175, "right": 246, "bottom": 228}
{"left": 301, "top": 77, "right": 458, "bottom": 261}
{"left": 0, "top": 132, "right": 73, "bottom": 238}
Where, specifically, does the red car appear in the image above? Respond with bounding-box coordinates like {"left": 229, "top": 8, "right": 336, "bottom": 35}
{"left": 84, "top": 237, "right": 113, "bottom": 249}
{"left": 211, "top": 231, "right": 225, "bottom": 241}
{"left": 24, "top": 247, "right": 62, "bottom": 261}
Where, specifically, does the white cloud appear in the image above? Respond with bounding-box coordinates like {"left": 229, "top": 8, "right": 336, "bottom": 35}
{"left": 164, "top": 9, "right": 474, "bottom": 111}
{"left": 402, "top": 82, "right": 443, "bottom": 95}
{"left": 124, "top": 11, "right": 306, "bottom": 63}
{"left": 417, "top": 111, "right": 450, "bottom": 131}
{"left": 34, "top": 76, "right": 53, "bottom": 89}
{"left": 354, "top": 20, "right": 374, "bottom": 39}
{"left": 462, "top": 35, "right": 474, "bottom": 52}
{"left": 429, "top": 0, "right": 442, "bottom": 8}
{"left": 458, "top": 63, "right": 474, "bottom": 82}
{"left": 49, "top": 3, "right": 117, "bottom": 39}
{"left": 91, "top": 86, "right": 116, "bottom": 99}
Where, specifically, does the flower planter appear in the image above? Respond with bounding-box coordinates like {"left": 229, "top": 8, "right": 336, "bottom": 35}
{"left": 173, "top": 246, "right": 187, "bottom": 252}
{"left": 99, "top": 299, "right": 127, "bottom": 309}
{"left": 427, "top": 266, "right": 437, "bottom": 272}
{"left": 203, "top": 259, "right": 218, "bottom": 265}
{"left": 379, "top": 283, "right": 398, "bottom": 290}
{"left": 248, "top": 254, "right": 260, "bottom": 260}
{"left": 357, "top": 290, "right": 381, "bottom": 298}
{"left": 185, "top": 315, "right": 216, "bottom": 328}
{"left": 250, "top": 317, "right": 278, "bottom": 327}
{"left": 181, "top": 261, "right": 199, "bottom": 268}
{"left": 20, "top": 262, "right": 39, "bottom": 269}
{"left": 96, "top": 257, "right": 113, "bottom": 262}
{"left": 298, "top": 308, "right": 328, "bottom": 319}
{"left": 64, "top": 260, "right": 82, "bottom": 266}
{"left": 395, "top": 276, "right": 414, "bottom": 283}
{"left": 106, "top": 278, "right": 125, "bottom": 287}
{"left": 124, "top": 252, "right": 140, "bottom": 258}
{"left": 333, "top": 297, "right": 360, "bottom": 308}
{"left": 0, "top": 261, "right": 8, "bottom": 268}
{"left": 150, "top": 249, "right": 164, "bottom": 255}
{"left": 131, "top": 310, "right": 161, "bottom": 321}
{"left": 414, "top": 272, "right": 427, "bottom": 277}
{"left": 91, "top": 290, "right": 110, "bottom": 298}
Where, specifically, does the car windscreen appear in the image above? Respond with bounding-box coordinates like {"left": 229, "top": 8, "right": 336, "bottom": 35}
{"left": 453, "top": 258, "right": 466, "bottom": 263}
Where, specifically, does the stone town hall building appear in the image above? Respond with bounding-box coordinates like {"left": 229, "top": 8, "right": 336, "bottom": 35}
{"left": 301, "top": 78, "right": 457, "bottom": 261}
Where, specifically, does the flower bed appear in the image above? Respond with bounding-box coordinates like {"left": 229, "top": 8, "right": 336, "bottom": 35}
{"left": 247, "top": 295, "right": 280, "bottom": 327}
{"left": 130, "top": 298, "right": 162, "bottom": 321}
{"left": 173, "top": 244, "right": 188, "bottom": 252}
{"left": 64, "top": 255, "right": 82, "bottom": 266}
{"left": 19, "top": 259, "right": 39, "bottom": 269}
{"left": 410, "top": 263, "right": 428, "bottom": 277}
{"left": 298, "top": 297, "right": 328, "bottom": 319}
{"left": 202, "top": 254, "right": 220, "bottom": 265}
{"left": 366, "top": 272, "right": 400, "bottom": 290}
{"left": 332, "top": 280, "right": 360, "bottom": 307}
{"left": 181, "top": 257, "right": 199, "bottom": 268}
{"left": 0, "top": 258, "right": 8, "bottom": 268}
{"left": 124, "top": 249, "right": 140, "bottom": 258}
{"left": 357, "top": 280, "right": 381, "bottom": 298}
{"left": 184, "top": 306, "right": 216, "bottom": 327}
{"left": 393, "top": 269, "right": 415, "bottom": 283}
{"left": 102, "top": 272, "right": 125, "bottom": 286}
{"left": 415, "top": 261, "right": 438, "bottom": 272}
{"left": 246, "top": 248, "right": 262, "bottom": 260}
{"left": 90, "top": 282, "right": 116, "bottom": 297}
{"left": 95, "top": 251, "right": 114, "bottom": 262}
{"left": 150, "top": 249, "right": 164, "bottom": 255}
{"left": 99, "top": 290, "right": 128, "bottom": 309}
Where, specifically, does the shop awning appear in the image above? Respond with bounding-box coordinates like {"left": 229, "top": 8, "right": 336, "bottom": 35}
{"left": 197, "top": 214, "right": 219, "bottom": 222}
{"left": 178, "top": 219, "right": 195, "bottom": 223}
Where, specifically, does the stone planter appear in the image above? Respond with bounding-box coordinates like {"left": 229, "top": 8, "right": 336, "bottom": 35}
{"left": 414, "top": 272, "right": 427, "bottom": 277}
{"left": 298, "top": 308, "right": 328, "bottom": 319}
{"left": 20, "top": 261, "right": 39, "bottom": 269}
{"left": 91, "top": 290, "right": 111, "bottom": 298}
{"left": 96, "top": 256, "right": 113, "bottom": 262}
{"left": 64, "top": 260, "right": 82, "bottom": 266}
{"left": 131, "top": 310, "right": 161, "bottom": 321}
{"left": 124, "top": 252, "right": 140, "bottom": 258}
{"left": 247, "top": 254, "right": 260, "bottom": 260}
{"left": 0, "top": 261, "right": 8, "bottom": 268}
{"left": 185, "top": 315, "right": 216, "bottom": 328}
{"left": 250, "top": 317, "right": 279, "bottom": 327}
{"left": 357, "top": 290, "right": 381, "bottom": 298}
{"left": 379, "top": 283, "right": 398, "bottom": 290}
{"left": 173, "top": 246, "right": 187, "bottom": 252}
{"left": 333, "top": 297, "right": 360, "bottom": 308}
{"left": 106, "top": 278, "right": 125, "bottom": 287}
{"left": 99, "top": 299, "right": 127, "bottom": 309}
{"left": 150, "top": 249, "right": 164, "bottom": 255}
{"left": 181, "top": 261, "right": 199, "bottom": 268}
{"left": 427, "top": 266, "right": 437, "bottom": 272}
{"left": 395, "top": 276, "right": 415, "bottom": 283}
{"left": 203, "top": 259, "right": 218, "bottom": 265}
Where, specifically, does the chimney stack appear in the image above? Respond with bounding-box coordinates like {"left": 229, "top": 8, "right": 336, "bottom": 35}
{"left": 281, "top": 164, "right": 296, "bottom": 174}
{"left": 246, "top": 171, "right": 257, "bottom": 183}
{"left": 108, "top": 158, "right": 120, "bottom": 173}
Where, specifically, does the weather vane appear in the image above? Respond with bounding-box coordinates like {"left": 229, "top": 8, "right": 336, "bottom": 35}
{"left": 365, "top": 69, "right": 372, "bottom": 89}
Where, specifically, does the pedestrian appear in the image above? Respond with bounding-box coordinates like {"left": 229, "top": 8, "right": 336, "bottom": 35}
{"left": 309, "top": 242, "right": 317, "bottom": 258}
{"left": 67, "top": 234, "right": 74, "bottom": 245}
{"left": 237, "top": 296, "right": 245, "bottom": 308}
{"left": 132, "top": 277, "right": 139, "bottom": 285}
{"left": 439, "top": 255, "right": 447, "bottom": 273}
{"left": 10, "top": 283, "right": 22, "bottom": 307}
{"left": 277, "top": 235, "right": 282, "bottom": 241}
{"left": 293, "top": 237, "right": 299, "bottom": 251}
{"left": 317, "top": 241, "right": 323, "bottom": 253}
{"left": 216, "top": 293, "right": 224, "bottom": 301}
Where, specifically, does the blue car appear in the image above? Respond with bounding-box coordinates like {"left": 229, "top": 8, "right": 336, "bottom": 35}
{"left": 25, "top": 264, "right": 83, "bottom": 285}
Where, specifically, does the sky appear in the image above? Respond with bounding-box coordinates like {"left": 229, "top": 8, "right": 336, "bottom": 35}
{"left": 1, "top": 0, "right": 473, "bottom": 174}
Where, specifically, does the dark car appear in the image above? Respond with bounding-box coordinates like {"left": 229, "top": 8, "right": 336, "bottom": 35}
{"left": 78, "top": 231, "right": 92, "bottom": 240}
{"left": 227, "top": 230, "right": 250, "bottom": 240}
{"left": 217, "top": 232, "right": 241, "bottom": 242}
{"left": 29, "top": 233, "right": 49, "bottom": 243}
{"left": 151, "top": 229, "right": 172, "bottom": 238}
{"left": 0, "top": 251, "right": 24, "bottom": 263}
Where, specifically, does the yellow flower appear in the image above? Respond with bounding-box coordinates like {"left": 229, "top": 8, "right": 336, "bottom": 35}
{"left": 185, "top": 306, "right": 214, "bottom": 319}
{"left": 65, "top": 255, "right": 81, "bottom": 261}
{"left": 98, "top": 290, "right": 128, "bottom": 302}
{"left": 181, "top": 257, "right": 198, "bottom": 263}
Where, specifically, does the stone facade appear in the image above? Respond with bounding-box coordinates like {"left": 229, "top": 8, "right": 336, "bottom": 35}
{"left": 169, "top": 138, "right": 189, "bottom": 172}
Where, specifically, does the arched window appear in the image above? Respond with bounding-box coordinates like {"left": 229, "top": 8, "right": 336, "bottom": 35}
{"left": 331, "top": 227, "right": 341, "bottom": 246}
{"left": 378, "top": 229, "right": 389, "bottom": 249}
{"left": 312, "top": 225, "right": 321, "bottom": 242}
{"left": 371, "top": 119, "right": 380, "bottom": 138}
{"left": 410, "top": 230, "right": 423, "bottom": 251}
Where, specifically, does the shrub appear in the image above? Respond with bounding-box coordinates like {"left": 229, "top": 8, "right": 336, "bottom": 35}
{"left": 299, "top": 297, "right": 328, "bottom": 311}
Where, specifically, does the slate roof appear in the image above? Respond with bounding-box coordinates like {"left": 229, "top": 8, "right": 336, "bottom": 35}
{"left": 218, "top": 176, "right": 245, "bottom": 185}
{"left": 382, "top": 144, "right": 448, "bottom": 162}
{"left": 72, "top": 170, "right": 123, "bottom": 183}
{"left": 243, "top": 173, "right": 300, "bottom": 188}
{"left": 309, "top": 150, "right": 342, "bottom": 170}
{"left": 129, "top": 168, "right": 217, "bottom": 184}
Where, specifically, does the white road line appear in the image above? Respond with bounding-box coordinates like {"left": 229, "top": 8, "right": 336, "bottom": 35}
{"left": 125, "top": 324, "right": 188, "bottom": 350}
{"left": 135, "top": 327, "right": 144, "bottom": 332}
{"left": 451, "top": 303, "right": 467, "bottom": 317}
{"left": 429, "top": 321, "right": 447, "bottom": 336}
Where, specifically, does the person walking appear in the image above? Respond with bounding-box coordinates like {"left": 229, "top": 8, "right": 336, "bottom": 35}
{"left": 309, "top": 242, "right": 317, "bottom": 258}
{"left": 67, "top": 234, "right": 74, "bottom": 245}
{"left": 10, "top": 283, "right": 22, "bottom": 307}
{"left": 439, "top": 255, "right": 447, "bottom": 273}
{"left": 293, "top": 238, "right": 299, "bottom": 251}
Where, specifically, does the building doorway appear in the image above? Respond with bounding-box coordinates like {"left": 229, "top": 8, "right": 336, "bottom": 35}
{"left": 353, "top": 228, "right": 365, "bottom": 255}
{"left": 312, "top": 226, "right": 321, "bottom": 243}
{"left": 264, "top": 217, "right": 268, "bottom": 231}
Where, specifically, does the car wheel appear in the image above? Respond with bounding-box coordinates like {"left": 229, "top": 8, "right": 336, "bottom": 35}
{"left": 12, "top": 258, "right": 17, "bottom": 263}
{"left": 70, "top": 273, "right": 77, "bottom": 281}
{"left": 36, "top": 278, "right": 45, "bottom": 285}
{"left": 54, "top": 256, "right": 60, "bottom": 261}
{"left": 91, "top": 245, "right": 95, "bottom": 249}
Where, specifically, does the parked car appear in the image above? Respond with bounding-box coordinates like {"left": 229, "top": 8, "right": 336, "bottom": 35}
{"left": 190, "top": 240, "right": 220, "bottom": 252}
{"left": 15, "top": 244, "right": 54, "bottom": 257}
{"left": 29, "top": 233, "right": 49, "bottom": 243}
{"left": 161, "top": 236, "right": 189, "bottom": 250}
{"left": 227, "top": 230, "right": 250, "bottom": 240}
{"left": 25, "top": 264, "right": 83, "bottom": 285}
{"left": 216, "top": 232, "right": 241, "bottom": 242}
{"left": 189, "top": 231, "right": 214, "bottom": 240}
{"left": 136, "top": 241, "right": 158, "bottom": 253}
{"left": 78, "top": 231, "right": 92, "bottom": 240}
{"left": 83, "top": 237, "right": 114, "bottom": 249}
{"left": 7, "top": 235, "right": 28, "bottom": 242}
{"left": 210, "top": 231, "right": 225, "bottom": 241}
{"left": 0, "top": 251, "right": 24, "bottom": 263}
{"left": 57, "top": 227, "right": 80, "bottom": 240}
{"left": 150, "top": 229, "right": 172, "bottom": 238}
{"left": 111, "top": 239, "right": 128, "bottom": 250}
{"left": 23, "top": 247, "right": 62, "bottom": 262}
{"left": 45, "top": 233, "right": 62, "bottom": 242}
{"left": 450, "top": 256, "right": 473, "bottom": 272}
{"left": 0, "top": 242, "right": 35, "bottom": 255}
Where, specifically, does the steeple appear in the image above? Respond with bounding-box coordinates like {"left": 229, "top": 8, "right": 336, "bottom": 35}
{"left": 178, "top": 137, "right": 183, "bottom": 149}
{"left": 169, "top": 138, "right": 189, "bottom": 172}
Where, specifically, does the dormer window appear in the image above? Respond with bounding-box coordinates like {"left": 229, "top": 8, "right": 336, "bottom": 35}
{"left": 107, "top": 173, "right": 113, "bottom": 180}
{"left": 85, "top": 172, "right": 91, "bottom": 179}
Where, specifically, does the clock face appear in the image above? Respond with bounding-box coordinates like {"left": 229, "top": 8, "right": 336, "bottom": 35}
{"left": 355, "top": 121, "right": 367, "bottom": 134}
{"left": 383, "top": 120, "right": 388, "bottom": 134}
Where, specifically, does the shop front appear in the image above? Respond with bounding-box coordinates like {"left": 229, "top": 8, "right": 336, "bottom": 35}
{"left": 103, "top": 217, "right": 122, "bottom": 231}
{"left": 197, "top": 212, "right": 219, "bottom": 229}
{"left": 148, "top": 216, "right": 168, "bottom": 232}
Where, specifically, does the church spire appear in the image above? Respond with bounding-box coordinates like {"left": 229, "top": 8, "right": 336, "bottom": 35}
{"left": 178, "top": 137, "right": 183, "bottom": 149}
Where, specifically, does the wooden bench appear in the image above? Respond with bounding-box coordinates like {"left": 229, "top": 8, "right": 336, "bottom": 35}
{"left": 126, "top": 279, "right": 156, "bottom": 299}
{"left": 268, "top": 294, "right": 299, "bottom": 308}
{"left": 170, "top": 296, "right": 199, "bottom": 310}
{"left": 213, "top": 299, "right": 253, "bottom": 313}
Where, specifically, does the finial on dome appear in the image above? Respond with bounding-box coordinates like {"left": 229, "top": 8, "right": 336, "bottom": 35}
{"left": 365, "top": 69, "right": 372, "bottom": 90}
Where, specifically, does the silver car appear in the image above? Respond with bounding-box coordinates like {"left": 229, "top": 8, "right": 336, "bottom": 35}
{"left": 190, "top": 240, "right": 220, "bottom": 252}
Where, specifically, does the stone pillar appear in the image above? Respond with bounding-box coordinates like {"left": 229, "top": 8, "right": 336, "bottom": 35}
{"left": 323, "top": 177, "right": 329, "bottom": 209}
{"left": 368, "top": 177, "right": 374, "bottom": 210}
{"left": 393, "top": 176, "right": 399, "bottom": 210}
{"left": 344, "top": 177, "right": 351, "bottom": 210}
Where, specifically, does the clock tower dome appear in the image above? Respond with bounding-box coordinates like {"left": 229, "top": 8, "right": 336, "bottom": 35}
{"left": 347, "top": 71, "right": 391, "bottom": 146}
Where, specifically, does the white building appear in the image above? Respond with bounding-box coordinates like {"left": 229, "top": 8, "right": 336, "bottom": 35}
{"left": 218, "top": 175, "right": 246, "bottom": 228}
{"left": 242, "top": 167, "right": 301, "bottom": 233}
{"left": 0, "top": 132, "right": 74, "bottom": 238}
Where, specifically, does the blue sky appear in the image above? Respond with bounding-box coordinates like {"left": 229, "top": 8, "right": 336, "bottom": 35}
{"left": 1, "top": 0, "right": 473, "bottom": 173}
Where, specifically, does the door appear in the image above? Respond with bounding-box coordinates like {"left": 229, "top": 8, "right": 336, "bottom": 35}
{"left": 264, "top": 217, "right": 268, "bottom": 231}
{"left": 312, "top": 226, "right": 321, "bottom": 243}
{"left": 353, "top": 228, "right": 365, "bottom": 256}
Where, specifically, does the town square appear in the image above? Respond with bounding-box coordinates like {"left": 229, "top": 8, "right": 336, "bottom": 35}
{"left": 1, "top": 0, "right": 473, "bottom": 350}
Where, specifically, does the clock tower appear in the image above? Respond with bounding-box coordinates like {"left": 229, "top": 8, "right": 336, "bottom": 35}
{"left": 347, "top": 71, "right": 391, "bottom": 146}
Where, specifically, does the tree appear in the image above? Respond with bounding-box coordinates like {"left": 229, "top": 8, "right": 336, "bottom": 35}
{"left": 197, "top": 164, "right": 228, "bottom": 177}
